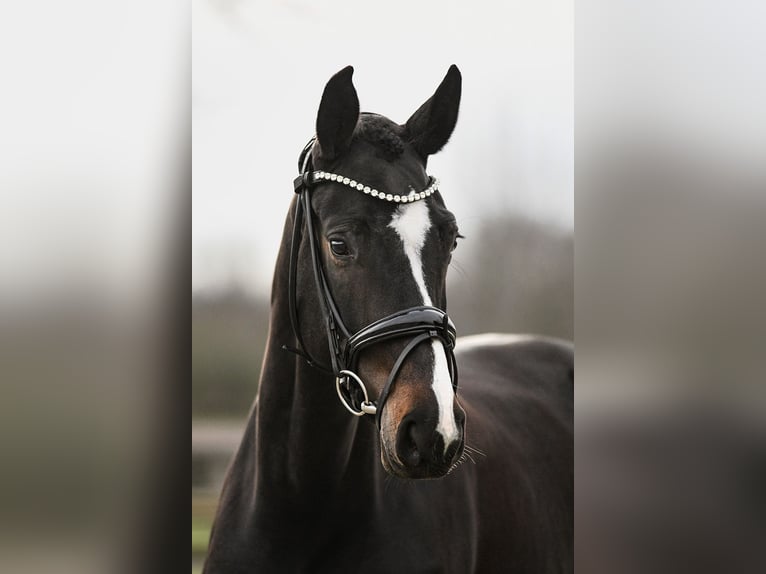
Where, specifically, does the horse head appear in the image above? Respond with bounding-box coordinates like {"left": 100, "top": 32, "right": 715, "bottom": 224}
{"left": 295, "top": 65, "right": 466, "bottom": 479}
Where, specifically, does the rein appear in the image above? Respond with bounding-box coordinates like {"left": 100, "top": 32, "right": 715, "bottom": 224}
{"left": 284, "top": 138, "right": 459, "bottom": 427}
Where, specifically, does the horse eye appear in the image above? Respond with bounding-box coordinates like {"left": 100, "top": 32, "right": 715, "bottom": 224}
{"left": 330, "top": 239, "right": 350, "bottom": 256}
{"left": 451, "top": 233, "right": 464, "bottom": 252}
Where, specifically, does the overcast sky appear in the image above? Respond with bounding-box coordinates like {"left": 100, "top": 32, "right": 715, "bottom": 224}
{"left": 193, "top": 0, "right": 573, "bottom": 295}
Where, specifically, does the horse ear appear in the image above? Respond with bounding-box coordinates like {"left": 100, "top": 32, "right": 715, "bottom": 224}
{"left": 315, "top": 66, "right": 360, "bottom": 161}
{"left": 405, "top": 65, "right": 462, "bottom": 159}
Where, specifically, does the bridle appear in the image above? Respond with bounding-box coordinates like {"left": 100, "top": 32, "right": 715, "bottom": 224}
{"left": 284, "top": 137, "right": 459, "bottom": 427}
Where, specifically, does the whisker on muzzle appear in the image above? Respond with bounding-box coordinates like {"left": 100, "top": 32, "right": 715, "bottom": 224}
{"left": 464, "top": 443, "right": 487, "bottom": 458}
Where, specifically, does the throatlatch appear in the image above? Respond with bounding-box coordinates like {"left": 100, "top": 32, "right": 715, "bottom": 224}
{"left": 284, "top": 138, "right": 458, "bottom": 427}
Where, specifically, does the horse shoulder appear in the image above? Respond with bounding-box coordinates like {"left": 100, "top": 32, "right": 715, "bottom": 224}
{"left": 456, "top": 332, "right": 572, "bottom": 401}
{"left": 453, "top": 333, "right": 573, "bottom": 573}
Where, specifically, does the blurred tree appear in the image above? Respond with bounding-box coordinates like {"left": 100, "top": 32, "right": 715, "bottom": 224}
{"left": 192, "top": 289, "right": 269, "bottom": 417}
{"left": 448, "top": 215, "right": 573, "bottom": 340}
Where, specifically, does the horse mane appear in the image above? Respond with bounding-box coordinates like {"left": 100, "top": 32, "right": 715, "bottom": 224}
{"left": 356, "top": 113, "right": 405, "bottom": 160}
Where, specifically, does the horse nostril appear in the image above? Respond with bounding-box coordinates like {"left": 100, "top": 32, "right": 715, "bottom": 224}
{"left": 396, "top": 419, "right": 421, "bottom": 468}
{"left": 396, "top": 410, "right": 459, "bottom": 470}
{"left": 406, "top": 423, "right": 422, "bottom": 466}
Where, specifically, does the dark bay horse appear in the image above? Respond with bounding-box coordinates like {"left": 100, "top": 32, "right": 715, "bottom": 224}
{"left": 203, "top": 66, "right": 573, "bottom": 573}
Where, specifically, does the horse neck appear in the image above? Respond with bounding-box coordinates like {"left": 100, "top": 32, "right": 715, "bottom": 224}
{"left": 253, "top": 203, "right": 379, "bottom": 502}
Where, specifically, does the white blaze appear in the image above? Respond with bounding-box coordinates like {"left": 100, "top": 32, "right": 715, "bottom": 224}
{"left": 388, "top": 200, "right": 460, "bottom": 451}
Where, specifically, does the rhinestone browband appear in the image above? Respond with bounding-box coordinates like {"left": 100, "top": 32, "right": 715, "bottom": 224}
{"left": 311, "top": 171, "right": 439, "bottom": 203}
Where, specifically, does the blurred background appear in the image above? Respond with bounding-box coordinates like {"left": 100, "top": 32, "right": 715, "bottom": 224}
{"left": 3, "top": 0, "right": 763, "bottom": 572}
{"left": 1, "top": 2, "right": 187, "bottom": 573}
{"left": 192, "top": 0, "right": 573, "bottom": 570}
{"left": 576, "top": 3, "right": 766, "bottom": 572}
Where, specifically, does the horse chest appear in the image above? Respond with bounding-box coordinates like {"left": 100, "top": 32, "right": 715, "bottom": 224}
{"left": 309, "top": 507, "right": 474, "bottom": 574}
{"left": 251, "top": 484, "right": 476, "bottom": 573}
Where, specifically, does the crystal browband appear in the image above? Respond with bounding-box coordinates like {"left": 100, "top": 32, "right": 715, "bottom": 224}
{"left": 311, "top": 171, "right": 439, "bottom": 203}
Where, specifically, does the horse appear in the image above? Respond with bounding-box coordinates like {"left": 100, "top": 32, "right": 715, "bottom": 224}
{"left": 203, "top": 65, "right": 573, "bottom": 573}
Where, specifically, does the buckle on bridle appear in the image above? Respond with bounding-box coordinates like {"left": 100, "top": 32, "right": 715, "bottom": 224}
{"left": 293, "top": 171, "right": 314, "bottom": 194}
{"left": 336, "top": 370, "right": 377, "bottom": 417}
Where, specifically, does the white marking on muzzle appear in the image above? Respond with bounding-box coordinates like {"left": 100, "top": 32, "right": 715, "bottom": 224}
{"left": 388, "top": 200, "right": 460, "bottom": 453}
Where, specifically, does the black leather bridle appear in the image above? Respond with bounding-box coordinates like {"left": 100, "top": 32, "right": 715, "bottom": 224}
{"left": 284, "top": 138, "right": 459, "bottom": 426}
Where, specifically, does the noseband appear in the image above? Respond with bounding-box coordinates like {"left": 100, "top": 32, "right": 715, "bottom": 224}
{"left": 284, "top": 138, "right": 459, "bottom": 427}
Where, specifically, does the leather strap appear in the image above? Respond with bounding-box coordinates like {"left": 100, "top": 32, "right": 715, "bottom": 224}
{"left": 374, "top": 332, "right": 431, "bottom": 427}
